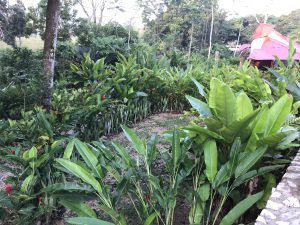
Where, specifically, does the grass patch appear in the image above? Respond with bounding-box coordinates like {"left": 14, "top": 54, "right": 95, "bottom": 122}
{"left": 0, "top": 36, "right": 44, "bottom": 50}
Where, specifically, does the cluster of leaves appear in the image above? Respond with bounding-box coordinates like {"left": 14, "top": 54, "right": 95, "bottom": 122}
{"left": 1, "top": 76, "right": 296, "bottom": 225}
{"left": 1, "top": 34, "right": 300, "bottom": 225}
{"left": 49, "top": 50, "right": 212, "bottom": 141}
{"left": 0, "top": 48, "right": 43, "bottom": 119}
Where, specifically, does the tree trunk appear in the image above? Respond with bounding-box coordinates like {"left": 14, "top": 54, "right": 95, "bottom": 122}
{"left": 99, "top": 2, "right": 106, "bottom": 25}
{"left": 127, "top": 28, "right": 131, "bottom": 49}
{"left": 42, "top": 0, "right": 60, "bottom": 110}
{"left": 77, "top": 0, "right": 91, "bottom": 22}
{"left": 208, "top": 0, "right": 214, "bottom": 59}
{"left": 234, "top": 23, "right": 242, "bottom": 57}
{"left": 188, "top": 23, "right": 194, "bottom": 59}
{"left": 203, "top": 19, "right": 208, "bottom": 49}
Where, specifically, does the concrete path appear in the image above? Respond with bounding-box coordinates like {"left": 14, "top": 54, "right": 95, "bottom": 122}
{"left": 256, "top": 150, "right": 300, "bottom": 225}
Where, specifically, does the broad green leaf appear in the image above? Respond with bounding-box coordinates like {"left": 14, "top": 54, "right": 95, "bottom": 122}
{"left": 114, "top": 178, "right": 129, "bottom": 206}
{"left": 189, "top": 198, "right": 203, "bottom": 225}
{"left": 186, "top": 95, "right": 212, "bottom": 117}
{"left": 23, "top": 146, "right": 37, "bottom": 169}
{"left": 65, "top": 217, "right": 114, "bottom": 225}
{"left": 172, "top": 129, "right": 182, "bottom": 167}
{"left": 144, "top": 212, "right": 160, "bottom": 225}
{"left": 220, "top": 109, "right": 260, "bottom": 143}
{"left": 212, "top": 138, "right": 241, "bottom": 188}
{"left": 245, "top": 106, "right": 269, "bottom": 152}
{"left": 37, "top": 112, "right": 54, "bottom": 138}
{"left": 257, "top": 174, "right": 276, "bottom": 209}
{"left": 219, "top": 191, "right": 264, "bottom": 225}
{"left": 183, "top": 124, "right": 223, "bottom": 139}
{"left": 56, "top": 159, "right": 102, "bottom": 193}
{"left": 199, "top": 183, "right": 210, "bottom": 201}
{"left": 257, "top": 165, "right": 285, "bottom": 174}
{"left": 231, "top": 170, "right": 257, "bottom": 190}
{"left": 212, "top": 162, "right": 230, "bottom": 188}
{"left": 121, "top": 125, "right": 146, "bottom": 156}
{"left": 112, "top": 141, "right": 132, "bottom": 166}
{"left": 74, "top": 139, "right": 103, "bottom": 178}
{"left": 209, "top": 78, "right": 236, "bottom": 126}
{"left": 236, "top": 92, "right": 253, "bottom": 120}
{"left": 190, "top": 76, "right": 208, "bottom": 101}
{"left": 205, "top": 118, "right": 223, "bottom": 131}
{"left": 40, "top": 182, "right": 93, "bottom": 194}
{"left": 64, "top": 139, "right": 75, "bottom": 159}
{"left": 21, "top": 174, "right": 34, "bottom": 193}
{"left": 35, "top": 153, "right": 49, "bottom": 168}
{"left": 204, "top": 139, "right": 217, "bottom": 182}
{"left": 60, "top": 200, "right": 96, "bottom": 218}
{"left": 258, "top": 132, "right": 290, "bottom": 146}
{"left": 146, "top": 134, "right": 158, "bottom": 165}
{"left": 231, "top": 165, "right": 285, "bottom": 190}
{"left": 267, "top": 94, "right": 293, "bottom": 134}
{"left": 235, "top": 146, "right": 268, "bottom": 178}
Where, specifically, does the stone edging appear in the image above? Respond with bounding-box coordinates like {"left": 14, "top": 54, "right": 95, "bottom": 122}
{"left": 256, "top": 151, "right": 300, "bottom": 225}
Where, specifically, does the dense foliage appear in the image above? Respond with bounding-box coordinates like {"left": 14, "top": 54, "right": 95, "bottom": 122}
{"left": 0, "top": 1, "right": 300, "bottom": 224}
{"left": 1, "top": 42, "right": 300, "bottom": 224}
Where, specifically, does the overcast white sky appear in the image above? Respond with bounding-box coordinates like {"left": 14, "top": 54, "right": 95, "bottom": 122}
{"left": 219, "top": 0, "right": 300, "bottom": 17}
{"left": 13, "top": 0, "right": 300, "bottom": 28}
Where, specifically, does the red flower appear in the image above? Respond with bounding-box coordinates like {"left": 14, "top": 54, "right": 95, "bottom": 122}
{"left": 11, "top": 149, "right": 15, "bottom": 155}
{"left": 144, "top": 194, "right": 151, "bottom": 202}
{"left": 5, "top": 184, "right": 12, "bottom": 195}
{"left": 102, "top": 95, "right": 106, "bottom": 101}
{"left": 38, "top": 196, "right": 43, "bottom": 205}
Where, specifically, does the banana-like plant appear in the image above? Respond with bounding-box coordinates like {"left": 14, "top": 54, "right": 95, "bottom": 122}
{"left": 185, "top": 77, "right": 294, "bottom": 149}
{"left": 184, "top": 77, "right": 296, "bottom": 225}
{"left": 55, "top": 138, "right": 127, "bottom": 225}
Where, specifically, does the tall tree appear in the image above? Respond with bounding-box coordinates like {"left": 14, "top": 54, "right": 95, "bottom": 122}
{"left": 8, "top": 0, "right": 26, "bottom": 46}
{"left": 42, "top": 0, "right": 60, "bottom": 110}
{"left": 276, "top": 9, "right": 300, "bottom": 40}
{"left": 207, "top": 0, "right": 214, "bottom": 59}
{"left": 25, "top": 0, "right": 77, "bottom": 41}
{"left": 0, "top": 0, "right": 26, "bottom": 47}
{"left": 76, "top": 0, "right": 121, "bottom": 25}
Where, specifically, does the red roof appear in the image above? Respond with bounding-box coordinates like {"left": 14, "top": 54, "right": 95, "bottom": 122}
{"left": 248, "top": 24, "right": 300, "bottom": 60}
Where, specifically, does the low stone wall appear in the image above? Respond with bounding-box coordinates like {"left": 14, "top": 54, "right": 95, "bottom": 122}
{"left": 256, "top": 151, "right": 300, "bottom": 225}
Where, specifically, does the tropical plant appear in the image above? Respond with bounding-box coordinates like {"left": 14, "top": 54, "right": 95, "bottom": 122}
{"left": 183, "top": 77, "right": 297, "bottom": 224}
{"left": 267, "top": 40, "right": 300, "bottom": 100}
{"left": 0, "top": 111, "right": 68, "bottom": 224}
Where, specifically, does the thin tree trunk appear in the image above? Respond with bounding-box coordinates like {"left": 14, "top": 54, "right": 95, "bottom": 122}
{"left": 77, "top": 0, "right": 91, "bottom": 22}
{"left": 254, "top": 14, "right": 260, "bottom": 23}
{"left": 91, "top": 0, "right": 97, "bottom": 24}
{"left": 127, "top": 28, "right": 131, "bottom": 49}
{"left": 201, "top": 21, "right": 206, "bottom": 49}
{"left": 208, "top": 0, "right": 214, "bottom": 59}
{"left": 42, "top": 0, "right": 60, "bottom": 110}
{"left": 234, "top": 23, "right": 242, "bottom": 57}
{"left": 203, "top": 19, "right": 208, "bottom": 48}
{"left": 99, "top": 2, "right": 106, "bottom": 25}
{"left": 264, "top": 14, "right": 269, "bottom": 23}
{"left": 188, "top": 23, "right": 194, "bottom": 59}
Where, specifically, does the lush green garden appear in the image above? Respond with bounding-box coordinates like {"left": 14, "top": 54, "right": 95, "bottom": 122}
{"left": 1, "top": 37, "right": 300, "bottom": 225}
{"left": 0, "top": 0, "right": 300, "bottom": 225}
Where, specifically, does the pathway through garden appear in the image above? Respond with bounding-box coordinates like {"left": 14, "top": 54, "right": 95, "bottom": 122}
{"left": 106, "top": 112, "right": 190, "bottom": 225}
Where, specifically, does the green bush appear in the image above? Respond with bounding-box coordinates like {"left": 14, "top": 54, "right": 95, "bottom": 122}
{"left": 0, "top": 48, "right": 43, "bottom": 119}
